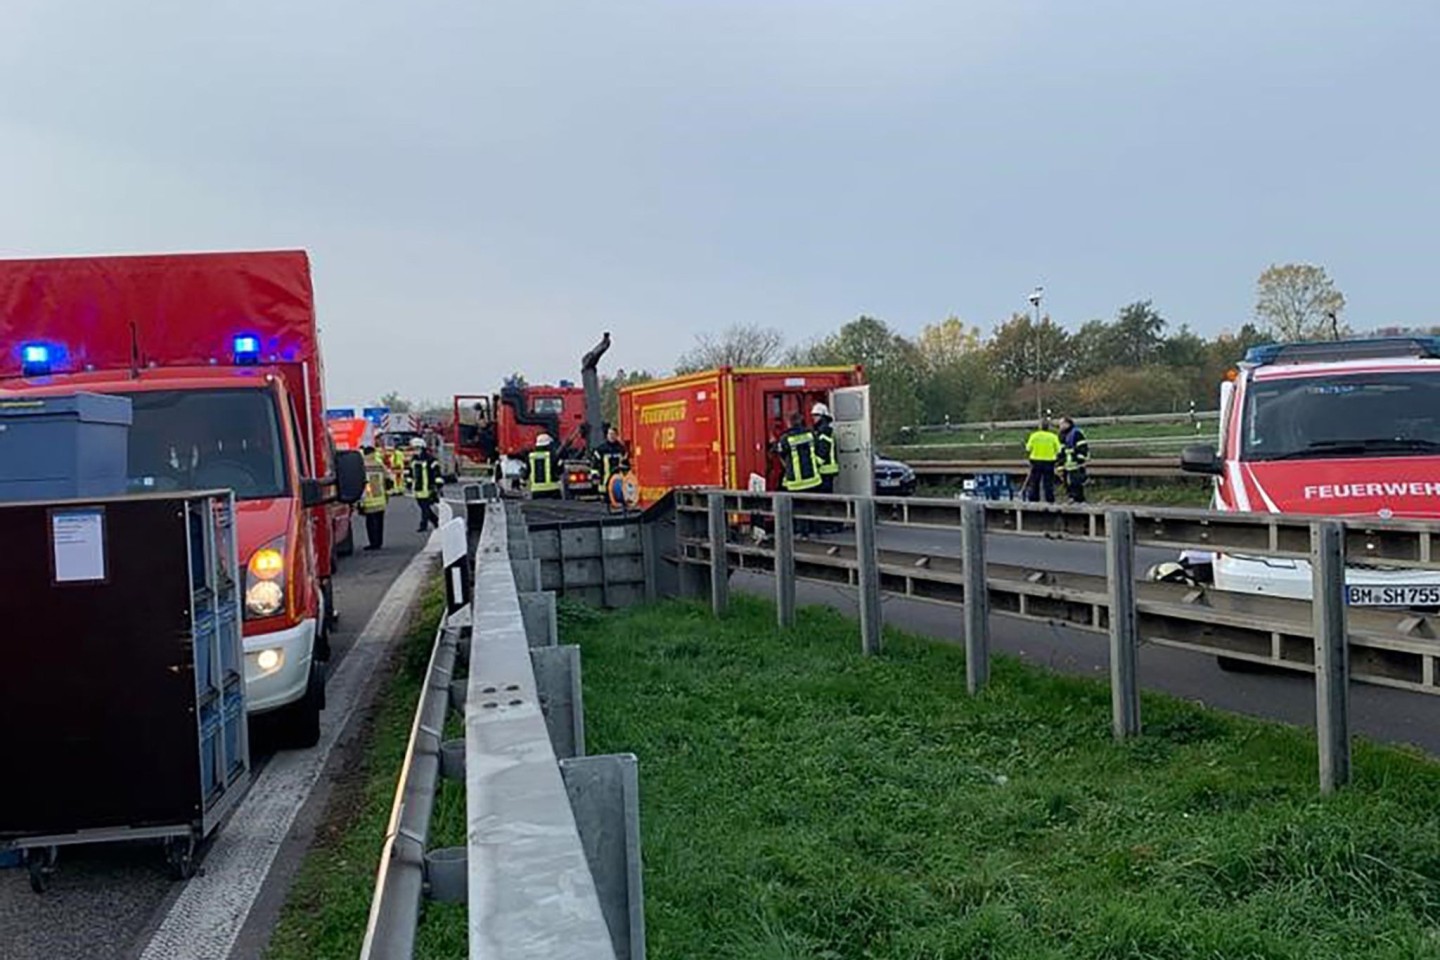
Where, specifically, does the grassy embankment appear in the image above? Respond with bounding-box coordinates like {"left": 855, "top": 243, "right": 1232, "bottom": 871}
{"left": 266, "top": 578, "right": 468, "bottom": 960}
{"left": 571, "top": 595, "right": 1440, "bottom": 960}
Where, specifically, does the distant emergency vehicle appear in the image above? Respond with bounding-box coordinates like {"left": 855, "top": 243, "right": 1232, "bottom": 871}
{"left": 617, "top": 365, "right": 871, "bottom": 505}
{"left": 1181, "top": 336, "right": 1440, "bottom": 606}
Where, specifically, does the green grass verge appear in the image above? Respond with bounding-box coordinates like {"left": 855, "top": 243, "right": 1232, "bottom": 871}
{"left": 265, "top": 576, "right": 467, "bottom": 960}
{"left": 904, "top": 421, "right": 1211, "bottom": 446}
{"left": 570, "top": 596, "right": 1440, "bottom": 959}
{"left": 915, "top": 479, "right": 1213, "bottom": 508}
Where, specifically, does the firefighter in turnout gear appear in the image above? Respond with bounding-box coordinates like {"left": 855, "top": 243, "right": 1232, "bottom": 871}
{"left": 359, "top": 445, "right": 389, "bottom": 549}
{"left": 409, "top": 437, "right": 443, "bottom": 532}
{"left": 775, "top": 412, "right": 823, "bottom": 493}
{"left": 1057, "top": 416, "right": 1090, "bottom": 503}
{"left": 525, "top": 433, "right": 563, "bottom": 500}
{"left": 811, "top": 402, "right": 840, "bottom": 494}
{"left": 386, "top": 445, "right": 407, "bottom": 496}
{"left": 592, "top": 425, "right": 630, "bottom": 491}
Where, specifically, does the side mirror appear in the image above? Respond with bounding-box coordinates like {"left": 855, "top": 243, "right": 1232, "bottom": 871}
{"left": 1180, "top": 444, "right": 1223, "bottom": 476}
{"left": 335, "top": 450, "right": 367, "bottom": 504}
{"left": 300, "top": 478, "right": 326, "bottom": 508}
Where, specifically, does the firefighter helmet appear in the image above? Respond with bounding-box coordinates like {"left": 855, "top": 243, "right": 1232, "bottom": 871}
{"left": 811, "top": 402, "right": 830, "bottom": 418}
{"left": 536, "top": 433, "right": 553, "bottom": 447}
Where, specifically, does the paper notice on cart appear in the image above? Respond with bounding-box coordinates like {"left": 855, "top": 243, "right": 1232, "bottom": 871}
{"left": 52, "top": 508, "right": 107, "bottom": 583}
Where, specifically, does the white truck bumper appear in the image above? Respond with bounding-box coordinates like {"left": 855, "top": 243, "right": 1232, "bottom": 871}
{"left": 243, "top": 618, "right": 317, "bottom": 714}
{"left": 1214, "top": 553, "right": 1440, "bottom": 602}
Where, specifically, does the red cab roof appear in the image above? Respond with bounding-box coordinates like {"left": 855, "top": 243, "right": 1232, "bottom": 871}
{"left": 0, "top": 250, "right": 315, "bottom": 379}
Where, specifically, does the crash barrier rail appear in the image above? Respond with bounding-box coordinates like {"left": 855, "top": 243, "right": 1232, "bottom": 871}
{"left": 905, "top": 409, "right": 1219, "bottom": 434}
{"left": 908, "top": 457, "right": 1187, "bottom": 481}
{"left": 668, "top": 489, "right": 1440, "bottom": 794}
{"left": 362, "top": 491, "right": 645, "bottom": 959}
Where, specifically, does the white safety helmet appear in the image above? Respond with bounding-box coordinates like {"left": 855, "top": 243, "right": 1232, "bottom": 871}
{"left": 536, "top": 433, "right": 553, "bottom": 447}
{"left": 811, "top": 402, "right": 830, "bottom": 418}
{"left": 1147, "top": 561, "right": 1191, "bottom": 584}
{"left": 409, "top": 437, "right": 426, "bottom": 450}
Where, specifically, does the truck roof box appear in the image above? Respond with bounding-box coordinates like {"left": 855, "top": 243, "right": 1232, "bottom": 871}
{"left": 0, "top": 250, "right": 315, "bottom": 379}
{"left": 1245, "top": 336, "right": 1440, "bottom": 366}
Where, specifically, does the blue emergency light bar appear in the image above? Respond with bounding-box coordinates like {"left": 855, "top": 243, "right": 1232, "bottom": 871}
{"left": 233, "top": 335, "right": 261, "bottom": 365}
{"left": 1245, "top": 336, "right": 1440, "bottom": 367}
{"left": 20, "top": 343, "right": 54, "bottom": 377}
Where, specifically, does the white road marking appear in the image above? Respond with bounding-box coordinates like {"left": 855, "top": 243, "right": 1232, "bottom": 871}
{"left": 138, "top": 545, "right": 439, "bottom": 960}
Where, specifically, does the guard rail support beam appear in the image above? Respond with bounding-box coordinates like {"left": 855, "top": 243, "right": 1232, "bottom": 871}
{"left": 774, "top": 495, "right": 796, "bottom": 629}
{"left": 708, "top": 493, "right": 728, "bottom": 617}
{"left": 1106, "top": 510, "right": 1142, "bottom": 740}
{"left": 855, "top": 497, "right": 883, "bottom": 655}
{"left": 961, "top": 500, "right": 989, "bottom": 694}
{"left": 1312, "top": 521, "right": 1351, "bottom": 793}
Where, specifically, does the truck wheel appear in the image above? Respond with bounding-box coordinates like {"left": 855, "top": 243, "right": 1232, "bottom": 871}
{"left": 278, "top": 664, "right": 324, "bottom": 749}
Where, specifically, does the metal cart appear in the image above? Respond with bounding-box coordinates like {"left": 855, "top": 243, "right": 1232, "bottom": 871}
{"left": 0, "top": 491, "right": 249, "bottom": 891}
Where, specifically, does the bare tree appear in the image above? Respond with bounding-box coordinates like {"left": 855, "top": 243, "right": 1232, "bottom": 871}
{"left": 676, "top": 324, "right": 785, "bottom": 373}
{"left": 1255, "top": 264, "right": 1347, "bottom": 341}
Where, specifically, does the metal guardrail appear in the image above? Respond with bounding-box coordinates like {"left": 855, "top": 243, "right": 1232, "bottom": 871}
{"left": 362, "top": 495, "right": 645, "bottom": 959}
{"left": 908, "top": 457, "right": 1186, "bottom": 480}
{"left": 360, "top": 618, "right": 463, "bottom": 958}
{"left": 667, "top": 489, "right": 1440, "bottom": 794}
{"left": 906, "top": 409, "right": 1220, "bottom": 433}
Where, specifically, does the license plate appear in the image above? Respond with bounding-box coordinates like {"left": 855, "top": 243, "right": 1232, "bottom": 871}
{"left": 1345, "top": 585, "right": 1440, "bottom": 606}
{"left": 877, "top": 479, "right": 899, "bottom": 488}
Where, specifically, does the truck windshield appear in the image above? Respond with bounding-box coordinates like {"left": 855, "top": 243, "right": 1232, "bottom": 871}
{"left": 1243, "top": 371, "right": 1440, "bottom": 461}
{"left": 119, "top": 389, "right": 290, "bottom": 500}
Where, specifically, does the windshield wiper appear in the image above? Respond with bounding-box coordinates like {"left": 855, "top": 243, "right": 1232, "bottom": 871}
{"left": 1265, "top": 438, "right": 1440, "bottom": 460}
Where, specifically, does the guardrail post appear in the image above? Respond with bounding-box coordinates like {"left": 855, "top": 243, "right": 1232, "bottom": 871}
{"left": 855, "top": 497, "right": 882, "bottom": 655}
{"left": 1312, "top": 520, "right": 1351, "bottom": 794}
{"left": 707, "top": 492, "right": 728, "bottom": 616}
{"left": 774, "top": 495, "right": 796, "bottom": 628}
{"left": 961, "top": 501, "right": 989, "bottom": 694}
{"left": 1105, "top": 510, "right": 1141, "bottom": 739}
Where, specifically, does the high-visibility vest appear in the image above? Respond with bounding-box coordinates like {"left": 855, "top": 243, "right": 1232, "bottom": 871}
{"left": 410, "top": 458, "right": 434, "bottom": 499}
{"left": 1025, "top": 430, "right": 1061, "bottom": 463}
{"left": 360, "top": 462, "right": 389, "bottom": 512}
{"left": 779, "top": 430, "right": 823, "bottom": 492}
{"left": 595, "top": 444, "right": 627, "bottom": 487}
{"left": 529, "top": 449, "right": 560, "bottom": 493}
{"left": 814, "top": 424, "right": 839, "bottom": 476}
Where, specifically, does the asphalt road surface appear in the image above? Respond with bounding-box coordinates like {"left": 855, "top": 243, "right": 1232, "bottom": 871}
{"left": 737, "top": 518, "right": 1440, "bottom": 756}
{"left": 0, "top": 506, "right": 430, "bottom": 960}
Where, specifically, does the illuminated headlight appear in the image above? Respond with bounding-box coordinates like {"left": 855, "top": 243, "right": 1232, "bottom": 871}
{"left": 246, "top": 580, "right": 285, "bottom": 617}
{"left": 254, "top": 648, "right": 284, "bottom": 674}
{"left": 244, "top": 536, "right": 288, "bottom": 619}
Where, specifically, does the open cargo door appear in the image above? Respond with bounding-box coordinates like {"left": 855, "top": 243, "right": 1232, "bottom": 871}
{"left": 829, "top": 385, "right": 873, "bottom": 496}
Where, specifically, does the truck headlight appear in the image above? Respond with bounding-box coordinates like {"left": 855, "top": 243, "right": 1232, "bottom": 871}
{"left": 252, "top": 647, "right": 284, "bottom": 675}
{"left": 245, "top": 536, "right": 288, "bottom": 619}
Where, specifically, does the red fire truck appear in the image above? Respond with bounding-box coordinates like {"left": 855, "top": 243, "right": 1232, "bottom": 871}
{"left": 453, "top": 334, "right": 611, "bottom": 495}
{"left": 1181, "top": 336, "right": 1440, "bottom": 605}
{"left": 617, "top": 365, "right": 871, "bottom": 506}
{"left": 0, "top": 251, "right": 365, "bottom": 746}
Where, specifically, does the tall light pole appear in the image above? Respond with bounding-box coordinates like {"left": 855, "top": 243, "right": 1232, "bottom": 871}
{"left": 1028, "top": 286, "right": 1044, "bottom": 421}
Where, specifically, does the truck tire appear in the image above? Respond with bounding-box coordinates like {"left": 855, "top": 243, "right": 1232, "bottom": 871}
{"left": 278, "top": 663, "right": 324, "bottom": 749}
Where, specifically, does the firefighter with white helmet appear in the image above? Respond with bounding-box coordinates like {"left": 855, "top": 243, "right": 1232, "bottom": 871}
{"left": 408, "top": 436, "right": 443, "bottom": 532}
{"left": 525, "top": 432, "right": 562, "bottom": 500}
{"left": 810, "top": 401, "right": 839, "bottom": 494}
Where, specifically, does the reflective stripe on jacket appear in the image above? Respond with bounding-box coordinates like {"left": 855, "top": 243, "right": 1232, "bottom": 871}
{"left": 360, "top": 462, "right": 389, "bottom": 512}
{"left": 778, "top": 429, "right": 823, "bottom": 492}
{"left": 529, "top": 449, "right": 560, "bottom": 493}
{"left": 814, "top": 422, "right": 840, "bottom": 476}
{"left": 410, "top": 457, "right": 438, "bottom": 499}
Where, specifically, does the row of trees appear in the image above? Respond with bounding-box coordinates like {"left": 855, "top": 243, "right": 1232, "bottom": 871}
{"left": 605, "top": 263, "right": 1354, "bottom": 440}
{"left": 384, "top": 263, "right": 1361, "bottom": 441}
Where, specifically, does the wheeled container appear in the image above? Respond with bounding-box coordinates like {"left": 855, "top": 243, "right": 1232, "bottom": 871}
{"left": 0, "top": 490, "right": 248, "bottom": 891}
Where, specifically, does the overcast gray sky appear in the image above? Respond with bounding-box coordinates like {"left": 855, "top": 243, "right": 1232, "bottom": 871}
{"left": 2, "top": 1, "right": 1436, "bottom": 405}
